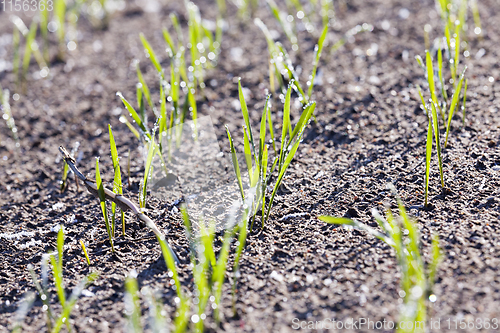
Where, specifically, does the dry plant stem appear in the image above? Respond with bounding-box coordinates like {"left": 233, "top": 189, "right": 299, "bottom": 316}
{"left": 58, "top": 146, "right": 179, "bottom": 264}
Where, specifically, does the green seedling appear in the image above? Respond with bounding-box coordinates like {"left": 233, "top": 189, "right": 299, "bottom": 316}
{"left": 308, "top": 24, "right": 328, "bottom": 100}
{"left": 84, "top": 0, "right": 114, "bottom": 29}
{"left": 266, "top": 0, "right": 299, "bottom": 51}
{"left": 121, "top": 201, "right": 249, "bottom": 333}
{"left": 462, "top": 78, "right": 468, "bottom": 126}
{"left": 79, "top": 240, "right": 91, "bottom": 265}
{"left": 40, "top": 0, "right": 50, "bottom": 62}
{"left": 136, "top": 63, "right": 155, "bottom": 114}
{"left": 11, "top": 292, "right": 35, "bottom": 333}
{"left": 436, "top": 0, "right": 482, "bottom": 40}
{"left": 121, "top": 11, "right": 222, "bottom": 206}
{"left": 234, "top": 0, "right": 258, "bottom": 18}
{"left": 124, "top": 272, "right": 142, "bottom": 333}
{"left": 319, "top": 185, "right": 441, "bottom": 333}
{"left": 117, "top": 92, "right": 171, "bottom": 209}
{"left": 54, "top": 0, "right": 67, "bottom": 59}
{"left": 95, "top": 157, "right": 115, "bottom": 252}
{"left": 12, "top": 26, "right": 20, "bottom": 85}
{"left": 109, "top": 125, "right": 125, "bottom": 235}
{"left": 255, "top": 18, "right": 328, "bottom": 106}
{"left": 59, "top": 146, "right": 179, "bottom": 263}
{"left": 470, "top": 0, "right": 482, "bottom": 38}
{"left": 226, "top": 79, "right": 315, "bottom": 229}
{"left": 139, "top": 33, "right": 163, "bottom": 74}
{"left": 216, "top": 0, "right": 226, "bottom": 16}
{"left": 10, "top": 16, "right": 49, "bottom": 88}
{"left": 140, "top": 135, "right": 157, "bottom": 209}
{"left": 416, "top": 48, "right": 467, "bottom": 205}
{"left": 320, "top": 0, "right": 335, "bottom": 26}
{"left": 26, "top": 227, "right": 98, "bottom": 333}
{"left": 1, "top": 88, "right": 20, "bottom": 149}
{"left": 284, "top": 0, "right": 313, "bottom": 32}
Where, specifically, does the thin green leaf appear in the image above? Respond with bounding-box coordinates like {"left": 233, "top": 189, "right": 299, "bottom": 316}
{"left": 290, "top": 102, "right": 316, "bottom": 144}
{"left": 430, "top": 102, "right": 444, "bottom": 188}
{"left": 226, "top": 126, "right": 245, "bottom": 201}
{"left": 426, "top": 50, "right": 444, "bottom": 122}
{"left": 258, "top": 96, "right": 269, "bottom": 164}
{"left": 51, "top": 272, "right": 98, "bottom": 333}
{"left": 49, "top": 255, "right": 65, "bottom": 308}
{"left": 444, "top": 67, "right": 467, "bottom": 147}
{"left": 266, "top": 103, "right": 276, "bottom": 154}
{"left": 139, "top": 33, "right": 162, "bottom": 73}
{"left": 428, "top": 233, "right": 441, "bottom": 287}
{"left": 136, "top": 64, "right": 154, "bottom": 111}
{"left": 109, "top": 125, "right": 125, "bottom": 236}
{"left": 424, "top": 116, "right": 433, "bottom": 207}
{"left": 95, "top": 157, "right": 115, "bottom": 252}
{"left": 243, "top": 126, "right": 254, "bottom": 185}
{"left": 141, "top": 139, "right": 157, "bottom": 208}
{"left": 308, "top": 24, "right": 328, "bottom": 99}
{"left": 57, "top": 227, "right": 64, "bottom": 272}
{"left": 119, "top": 115, "right": 141, "bottom": 140}
{"left": 437, "top": 43, "right": 448, "bottom": 103}
{"left": 462, "top": 78, "right": 468, "bottom": 126}
{"left": 117, "top": 92, "right": 151, "bottom": 139}
{"left": 239, "top": 79, "right": 256, "bottom": 154}
{"left": 22, "top": 20, "right": 37, "bottom": 80}
{"left": 162, "top": 27, "right": 176, "bottom": 56}
{"left": 124, "top": 275, "right": 141, "bottom": 333}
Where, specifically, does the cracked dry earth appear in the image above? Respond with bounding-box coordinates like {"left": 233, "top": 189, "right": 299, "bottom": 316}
{"left": 1, "top": 0, "right": 500, "bottom": 332}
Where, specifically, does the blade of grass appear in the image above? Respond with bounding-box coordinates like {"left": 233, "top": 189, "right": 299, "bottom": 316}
{"left": 426, "top": 50, "right": 445, "bottom": 122}
{"left": 136, "top": 64, "right": 154, "bottom": 112}
{"left": 22, "top": 20, "right": 38, "bottom": 82}
{"left": 54, "top": 0, "right": 66, "bottom": 49}
{"left": 437, "top": 43, "right": 448, "bottom": 103}
{"left": 238, "top": 79, "right": 256, "bottom": 155}
{"left": 49, "top": 255, "right": 65, "bottom": 308}
{"left": 79, "top": 240, "right": 91, "bottom": 265}
{"left": 11, "top": 292, "right": 35, "bottom": 333}
{"left": 139, "top": 33, "right": 162, "bottom": 74}
{"left": 109, "top": 125, "right": 125, "bottom": 236}
{"left": 424, "top": 115, "right": 433, "bottom": 207}
{"left": 430, "top": 102, "right": 444, "bottom": 188}
{"left": 140, "top": 138, "right": 157, "bottom": 209}
{"left": 462, "top": 78, "right": 468, "bottom": 127}
{"left": 266, "top": 103, "right": 276, "bottom": 155}
{"left": 117, "top": 92, "right": 151, "bottom": 139}
{"left": 226, "top": 126, "right": 245, "bottom": 201}
{"left": 95, "top": 157, "right": 115, "bottom": 252}
{"left": 12, "top": 27, "right": 20, "bottom": 86}
{"left": 318, "top": 215, "right": 394, "bottom": 245}
{"left": 308, "top": 24, "right": 328, "bottom": 100}
{"left": 124, "top": 273, "right": 142, "bottom": 333}
{"left": 51, "top": 272, "right": 98, "bottom": 333}
{"left": 444, "top": 67, "right": 467, "bottom": 147}
{"left": 243, "top": 126, "right": 254, "bottom": 185}
{"left": 119, "top": 115, "right": 141, "bottom": 140}
{"left": 40, "top": 2, "right": 49, "bottom": 63}
{"left": 163, "top": 27, "right": 176, "bottom": 57}
{"left": 28, "top": 261, "right": 55, "bottom": 328}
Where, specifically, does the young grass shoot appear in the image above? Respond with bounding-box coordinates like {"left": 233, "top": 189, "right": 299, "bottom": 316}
{"left": 226, "top": 79, "right": 315, "bottom": 229}
{"left": 26, "top": 227, "right": 98, "bottom": 333}
{"left": 319, "top": 185, "right": 441, "bottom": 333}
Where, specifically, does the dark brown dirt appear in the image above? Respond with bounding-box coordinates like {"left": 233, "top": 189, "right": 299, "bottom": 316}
{"left": 1, "top": 0, "right": 500, "bottom": 332}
